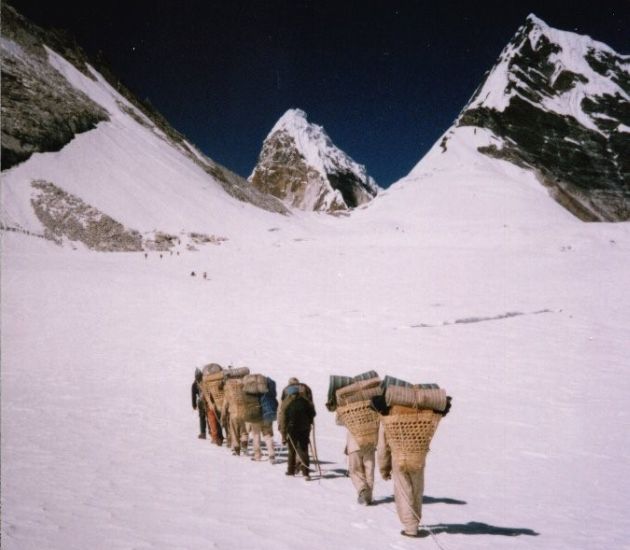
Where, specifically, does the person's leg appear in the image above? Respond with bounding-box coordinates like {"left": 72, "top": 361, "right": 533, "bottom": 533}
{"left": 410, "top": 467, "right": 425, "bottom": 524}
{"left": 262, "top": 421, "right": 276, "bottom": 460}
{"left": 348, "top": 451, "right": 368, "bottom": 496}
{"left": 360, "top": 447, "right": 376, "bottom": 503}
{"left": 198, "top": 399, "right": 207, "bottom": 438}
{"left": 393, "top": 466, "right": 420, "bottom": 536}
{"left": 206, "top": 407, "right": 223, "bottom": 445}
{"left": 239, "top": 420, "right": 249, "bottom": 455}
{"left": 296, "top": 430, "right": 310, "bottom": 476}
{"left": 229, "top": 416, "right": 241, "bottom": 454}
{"left": 250, "top": 422, "right": 262, "bottom": 459}
{"left": 286, "top": 434, "right": 296, "bottom": 475}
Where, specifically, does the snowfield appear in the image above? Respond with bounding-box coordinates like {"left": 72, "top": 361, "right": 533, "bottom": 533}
{"left": 2, "top": 185, "right": 630, "bottom": 549}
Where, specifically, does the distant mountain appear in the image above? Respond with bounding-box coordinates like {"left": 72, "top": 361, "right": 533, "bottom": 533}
{"left": 1, "top": 4, "right": 288, "bottom": 250}
{"left": 445, "top": 14, "right": 629, "bottom": 221}
{"left": 249, "top": 109, "right": 379, "bottom": 212}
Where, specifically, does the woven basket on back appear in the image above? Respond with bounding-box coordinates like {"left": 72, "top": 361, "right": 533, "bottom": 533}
{"left": 224, "top": 379, "right": 246, "bottom": 419}
{"left": 382, "top": 409, "right": 441, "bottom": 472}
{"left": 202, "top": 370, "right": 226, "bottom": 411}
{"left": 336, "top": 399, "right": 380, "bottom": 449}
{"left": 243, "top": 393, "right": 263, "bottom": 422}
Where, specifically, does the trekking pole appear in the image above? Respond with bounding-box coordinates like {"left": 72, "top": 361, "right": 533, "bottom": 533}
{"left": 310, "top": 422, "right": 323, "bottom": 477}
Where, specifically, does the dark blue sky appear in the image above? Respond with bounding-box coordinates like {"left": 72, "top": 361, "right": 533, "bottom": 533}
{"left": 11, "top": 0, "right": 630, "bottom": 187}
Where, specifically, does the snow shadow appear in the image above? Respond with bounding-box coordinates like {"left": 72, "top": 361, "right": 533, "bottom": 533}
{"left": 423, "top": 496, "right": 467, "bottom": 505}
{"left": 426, "top": 522, "right": 539, "bottom": 537}
{"left": 372, "top": 495, "right": 466, "bottom": 506}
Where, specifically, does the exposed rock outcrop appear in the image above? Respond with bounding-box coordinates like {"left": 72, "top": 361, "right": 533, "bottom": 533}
{"left": 1, "top": 4, "right": 109, "bottom": 170}
{"left": 30, "top": 180, "right": 143, "bottom": 251}
{"left": 250, "top": 109, "right": 379, "bottom": 212}
{"left": 455, "top": 15, "right": 630, "bottom": 221}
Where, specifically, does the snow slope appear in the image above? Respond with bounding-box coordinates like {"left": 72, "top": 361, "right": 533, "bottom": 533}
{"left": 3, "top": 149, "right": 630, "bottom": 549}
{"left": 0, "top": 44, "right": 290, "bottom": 245}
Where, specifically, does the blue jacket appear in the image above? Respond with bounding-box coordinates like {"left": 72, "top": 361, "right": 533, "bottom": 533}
{"left": 260, "top": 377, "right": 278, "bottom": 422}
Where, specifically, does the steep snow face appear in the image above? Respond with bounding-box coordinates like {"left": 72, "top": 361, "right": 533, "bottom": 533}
{"left": 0, "top": 5, "right": 290, "bottom": 250}
{"left": 466, "top": 14, "right": 629, "bottom": 129}
{"left": 249, "top": 108, "right": 379, "bottom": 212}
{"left": 454, "top": 14, "right": 630, "bottom": 221}
{"left": 0, "top": 5, "right": 109, "bottom": 169}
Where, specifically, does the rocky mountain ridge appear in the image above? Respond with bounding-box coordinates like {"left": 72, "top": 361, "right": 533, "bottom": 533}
{"left": 249, "top": 109, "right": 379, "bottom": 212}
{"left": 450, "top": 14, "right": 630, "bottom": 221}
{"left": 0, "top": 3, "right": 288, "bottom": 223}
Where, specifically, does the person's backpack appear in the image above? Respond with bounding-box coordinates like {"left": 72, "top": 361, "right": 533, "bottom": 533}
{"left": 285, "top": 394, "right": 315, "bottom": 430}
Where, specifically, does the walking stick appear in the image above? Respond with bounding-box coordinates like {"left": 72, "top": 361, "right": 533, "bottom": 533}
{"left": 310, "top": 421, "right": 323, "bottom": 477}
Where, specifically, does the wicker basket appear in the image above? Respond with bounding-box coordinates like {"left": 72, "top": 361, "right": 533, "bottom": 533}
{"left": 224, "top": 379, "right": 246, "bottom": 419}
{"left": 243, "top": 393, "right": 263, "bottom": 422}
{"left": 336, "top": 400, "right": 380, "bottom": 449}
{"left": 382, "top": 409, "right": 441, "bottom": 472}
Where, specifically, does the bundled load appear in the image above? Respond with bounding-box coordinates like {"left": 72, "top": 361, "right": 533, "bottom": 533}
{"left": 203, "top": 365, "right": 250, "bottom": 412}
{"left": 326, "top": 370, "right": 379, "bottom": 411}
{"left": 243, "top": 373, "right": 269, "bottom": 395}
{"left": 379, "top": 375, "right": 449, "bottom": 472}
{"left": 224, "top": 366, "right": 250, "bottom": 379}
{"left": 336, "top": 377, "right": 382, "bottom": 407}
{"left": 330, "top": 371, "right": 382, "bottom": 450}
{"left": 384, "top": 385, "right": 447, "bottom": 413}
{"left": 380, "top": 374, "right": 413, "bottom": 390}
{"left": 202, "top": 363, "right": 223, "bottom": 375}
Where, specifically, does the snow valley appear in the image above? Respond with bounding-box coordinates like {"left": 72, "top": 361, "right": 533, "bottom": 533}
{"left": 2, "top": 5, "right": 630, "bottom": 550}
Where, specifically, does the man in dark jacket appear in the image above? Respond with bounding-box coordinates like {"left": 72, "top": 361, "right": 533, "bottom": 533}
{"left": 192, "top": 368, "right": 207, "bottom": 439}
{"left": 279, "top": 377, "right": 316, "bottom": 479}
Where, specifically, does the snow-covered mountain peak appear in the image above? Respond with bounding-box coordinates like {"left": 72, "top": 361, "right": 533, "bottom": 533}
{"left": 446, "top": 14, "right": 630, "bottom": 222}
{"left": 465, "top": 13, "right": 629, "bottom": 121}
{"left": 269, "top": 107, "right": 309, "bottom": 133}
{"left": 250, "top": 109, "right": 379, "bottom": 212}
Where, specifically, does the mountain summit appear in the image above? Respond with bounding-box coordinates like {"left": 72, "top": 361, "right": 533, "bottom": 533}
{"left": 449, "top": 14, "right": 630, "bottom": 221}
{"left": 249, "top": 109, "right": 379, "bottom": 212}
